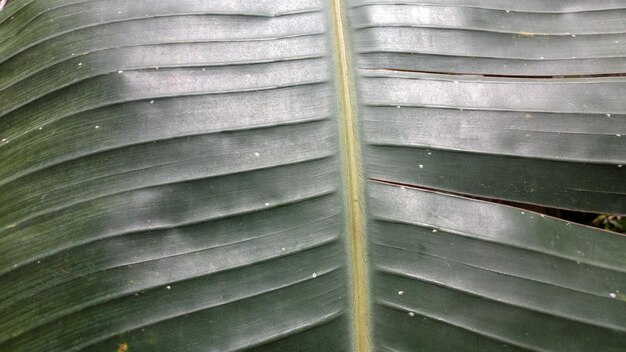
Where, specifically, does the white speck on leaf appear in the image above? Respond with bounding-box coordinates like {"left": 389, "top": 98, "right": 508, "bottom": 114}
{"left": 311, "top": 273, "right": 317, "bottom": 278}
{"left": 95, "top": 125, "right": 100, "bottom": 129}
{"left": 118, "top": 70, "right": 123, "bottom": 74}
{"left": 150, "top": 100, "right": 154, "bottom": 104}
{"left": 610, "top": 293, "right": 617, "bottom": 298}
{"left": 432, "top": 229, "right": 438, "bottom": 233}
{"left": 254, "top": 152, "right": 260, "bottom": 157}
{"left": 166, "top": 286, "right": 171, "bottom": 290}
{"left": 418, "top": 164, "right": 424, "bottom": 169}
{"left": 398, "top": 291, "right": 404, "bottom": 295}
{"left": 264, "top": 202, "right": 270, "bottom": 206}
{"left": 408, "top": 312, "right": 415, "bottom": 317}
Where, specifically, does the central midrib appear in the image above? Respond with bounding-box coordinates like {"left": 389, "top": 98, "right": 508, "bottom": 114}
{"left": 329, "top": 1, "right": 370, "bottom": 351}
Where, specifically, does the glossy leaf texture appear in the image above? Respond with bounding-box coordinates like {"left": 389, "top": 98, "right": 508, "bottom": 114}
{"left": 0, "top": 1, "right": 350, "bottom": 351}
{"left": 1, "top": 1, "right": 626, "bottom": 352}
{"left": 353, "top": 0, "right": 626, "bottom": 213}
{"left": 352, "top": 0, "right": 626, "bottom": 351}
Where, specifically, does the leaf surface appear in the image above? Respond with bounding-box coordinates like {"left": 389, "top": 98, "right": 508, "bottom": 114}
{"left": 1, "top": 0, "right": 625, "bottom": 351}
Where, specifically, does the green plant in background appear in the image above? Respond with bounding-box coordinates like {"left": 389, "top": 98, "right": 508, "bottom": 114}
{"left": 0, "top": 1, "right": 625, "bottom": 351}
{"left": 593, "top": 215, "right": 626, "bottom": 233}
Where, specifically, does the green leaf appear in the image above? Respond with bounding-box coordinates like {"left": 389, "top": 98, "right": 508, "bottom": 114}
{"left": 1, "top": 0, "right": 625, "bottom": 351}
